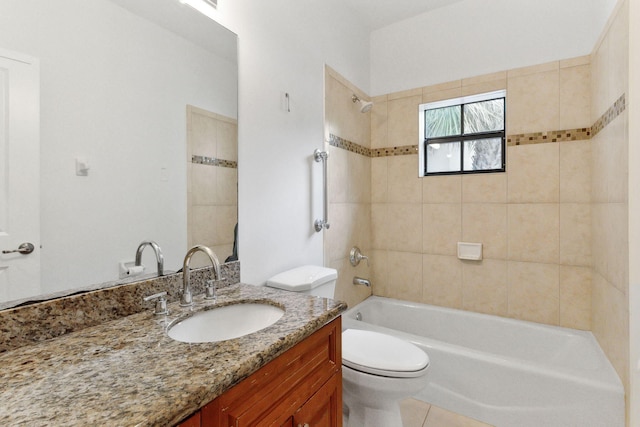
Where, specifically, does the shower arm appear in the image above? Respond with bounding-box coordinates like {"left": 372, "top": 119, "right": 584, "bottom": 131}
{"left": 314, "top": 149, "right": 329, "bottom": 232}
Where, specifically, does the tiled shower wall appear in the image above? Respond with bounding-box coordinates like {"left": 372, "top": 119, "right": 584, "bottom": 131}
{"left": 590, "top": 0, "right": 629, "bottom": 403}
{"left": 369, "top": 56, "right": 593, "bottom": 330}
{"left": 324, "top": 67, "right": 373, "bottom": 308}
{"left": 187, "top": 105, "right": 238, "bottom": 267}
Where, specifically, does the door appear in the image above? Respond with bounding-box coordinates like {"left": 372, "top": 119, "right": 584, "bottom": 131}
{"left": 0, "top": 48, "right": 40, "bottom": 303}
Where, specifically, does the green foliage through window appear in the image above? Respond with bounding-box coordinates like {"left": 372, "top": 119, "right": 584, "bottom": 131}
{"left": 419, "top": 91, "right": 506, "bottom": 176}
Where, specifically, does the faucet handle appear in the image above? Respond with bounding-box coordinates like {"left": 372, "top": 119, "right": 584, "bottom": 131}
{"left": 349, "top": 246, "right": 369, "bottom": 267}
{"left": 204, "top": 280, "right": 217, "bottom": 300}
{"left": 143, "top": 291, "right": 169, "bottom": 315}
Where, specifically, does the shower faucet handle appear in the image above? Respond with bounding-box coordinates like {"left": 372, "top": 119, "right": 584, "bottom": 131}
{"left": 349, "top": 246, "right": 369, "bottom": 267}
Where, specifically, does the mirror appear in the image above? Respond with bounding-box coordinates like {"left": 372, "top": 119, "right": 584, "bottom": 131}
{"left": 0, "top": 0, "right": 238, "bottom": 307}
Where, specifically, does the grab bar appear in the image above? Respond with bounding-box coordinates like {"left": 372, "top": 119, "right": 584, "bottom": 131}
{"left": 314, "top": 149, "right": 329, "bottom": 232}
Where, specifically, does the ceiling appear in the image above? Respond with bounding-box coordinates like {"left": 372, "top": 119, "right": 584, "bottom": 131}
{"left": 343, "top": 0, "right": 466, "bottom": 30}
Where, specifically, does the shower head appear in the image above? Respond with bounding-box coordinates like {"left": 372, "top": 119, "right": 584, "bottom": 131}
{"left": 352, "top": 94, "right": 373, "bottom": 113}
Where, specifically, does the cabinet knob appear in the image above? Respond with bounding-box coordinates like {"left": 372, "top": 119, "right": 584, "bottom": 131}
{"left": 298, "top": 424, "right": 310, "bottom": 427}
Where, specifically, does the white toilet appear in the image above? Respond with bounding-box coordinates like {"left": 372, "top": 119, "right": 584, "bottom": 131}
{"left": 266, "top": 265, "right": 430, "bottom": 427}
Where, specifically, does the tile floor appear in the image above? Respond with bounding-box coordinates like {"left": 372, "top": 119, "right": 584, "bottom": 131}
{"left": 400, "top": 398, "right": 494, "bottom": 427}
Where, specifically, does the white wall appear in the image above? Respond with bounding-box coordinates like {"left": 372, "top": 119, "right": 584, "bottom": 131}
{"left": 628, "top": 0, "right": 640, "bottom": 423}
{"left": 0, "top": 0, "right": 237, "bottom": 293}
{"left": 213, "top": 0, "right": 371, "bottom": 284}
{"left": 370, "top": 0, "right": 618, "bottom": 95}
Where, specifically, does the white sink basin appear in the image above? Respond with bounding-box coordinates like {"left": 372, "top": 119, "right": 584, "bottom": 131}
{"left": 167, "top": 303, "right": 285, "bottom": 343}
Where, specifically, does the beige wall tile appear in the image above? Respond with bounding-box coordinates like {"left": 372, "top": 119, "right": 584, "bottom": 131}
{"left": 388, "top": 204, "right": 423, "bottom": 253}
{"left": 592, "top": 202, "right": 628, "bottom": 295}
{"left": 371, "top": 157, "right": 388, "bottom": 203}
{"left": 560, "top": 140, "right": 591, "bottom": 203}
{"left": 325, "top": 203, "right": 355, "bottom": 262}
{"left": 422, "top": 87, "right": 462, "bottom": 103}
{"left": 507, "top": 143, "right": 559, "bottom": 203}
{"left": 507, "top": 60, "right": 558, "bottom": 78}
{"left": 461, "top": 79, "right": 506, "bottom": 97}
{"left": 370, "top": 250, "right": 389, "bottom": 296}
{"left": 217, "top": 121, "right": 238, "bottom": 162}
{"left": 592, "top": 272, "right": 629, "bottom": 391}
{"left": 324, "top": 72, "right": 371, "bottom": 147}
{"left": 328, "top": 146, "right": 348, "bottom": 203}
{"left": 191, "top": 205, "right": 217, "bottom": 246}
{"left": 191, "top": 164, "right": 217, "bottom": 205}
{"left": 388, "top": 94, "right": 421, "bottom": 146}
{"left": 608, "top": 2, "right": 629, "bottom": 107}
{"left": 462, "top": 203, "right": 508, "bottom": 260}
{"left": 559, "top": 266, "right": 591, "bottom": 330}
{"left": 462, "top": 259, "right": 508, "bottom": 316}
{"left": 216, "top": 168, "right": 238, "bottom": 205}
{"left": 560, "top": 55, "right": 590, "bottom": 68}
{"left": 371, "top": 203, "right": 388, "bottom": 250}
{"left": 559, "top": 203, "right": 591, "bottom": 266}
{"left": 507, "top": 261, "right": 560, "bottom": 325}
{"left": 507, "top": 69, "right": 560, "bottom": 134}
{"left": 216, "top": 205, "right": 238, "bottom": 246}
{"left": 330, "top": 257, "right": 371, "bottom": 309}
{"left": 462, "top": 71, "right": 507, "bottom": 86}
{"left": 191, "top": 112, "right": 218, "bottom": 158}
{"left": 590, "top": 33, "right": 610, "bottom": 121}
{"left": 388, "top": 87, "right": 422, "bottom": 101}
{"left": 508, "top": 204, "right": 559, "bottom": 263}
{"left": 385, "top": 251, "right": 423, "bottom": 301}
{"left": 423, "top": 204, "right": 461, "bottom": 256}
{"left": 387, "top": 155, "right": 422, "bottom": 203}
{"left": 462, "top": 173, "right": 507, "bottom": 203}
{"left": 423, "top": 175, "right": 461, "bottom": 204}
{"left": 422, "top": 79, "right": 461, "bottom": 94}
{"left": 371, "top": 98, "right": 388, "bottom": 149}
{"left": 422, "top": 255, "right": 462, "bottom": 309}
{"left": 347, "top": 151, "right": 371, "bottom": 203}
{"left": 559, "top": 64, "right": 591, "bottom": 129}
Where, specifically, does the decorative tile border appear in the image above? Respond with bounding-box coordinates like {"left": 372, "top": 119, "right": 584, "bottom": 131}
{"left": 330, "top": 93, "right": 626, "bottom": 156}
{"left": 507, "top": 128, "right": 592, "bottom": 146}
{"left": 328, "top": 134, "right": 371, "bottom": 156}
{"left": 591, "top": 93, "right": 626, "bottom": 137}
{"left": 192, "top": 155, "right": 238, "bottom": 169}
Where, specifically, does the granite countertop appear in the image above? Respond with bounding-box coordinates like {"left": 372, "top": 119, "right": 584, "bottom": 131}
{"left": 0, "top": 283, "right": 346, "bottom": 426}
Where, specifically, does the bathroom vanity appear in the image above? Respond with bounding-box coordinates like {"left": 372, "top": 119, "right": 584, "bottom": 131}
{"left": 0, "top": 282, "right": 346, "bottom": 426}
{"left": 178, "top": 317, "right": 341, "bottom": 426}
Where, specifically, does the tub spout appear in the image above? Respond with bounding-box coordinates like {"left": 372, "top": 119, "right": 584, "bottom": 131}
{"left": 353, "top": 276, "right": 371, "bottom": 287}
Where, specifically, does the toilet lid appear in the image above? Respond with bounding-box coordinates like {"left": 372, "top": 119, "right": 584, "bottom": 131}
{"left": 342, "top": 329, "right": 429, "bottom": 378}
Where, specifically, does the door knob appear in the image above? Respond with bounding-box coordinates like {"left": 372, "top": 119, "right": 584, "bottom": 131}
{"left": 2, "top": 242, "right": 35, "bottom": 255}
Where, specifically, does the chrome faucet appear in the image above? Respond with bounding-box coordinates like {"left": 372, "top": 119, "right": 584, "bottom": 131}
{"left": 353, "top": 276, "right": 371, "bottom": 287}
{"left": 135, "top": 240, "right": 164, "bottom": 276}
{"left": 181, "top": 245, "right": 221, "bottom": 307}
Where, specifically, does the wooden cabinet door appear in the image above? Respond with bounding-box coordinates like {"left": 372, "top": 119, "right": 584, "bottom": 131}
{"left": 177, "top": 411, "right": 201, "bottom": 427}
{"left": 293, "top": 372, "right": 342, "bottom": 427}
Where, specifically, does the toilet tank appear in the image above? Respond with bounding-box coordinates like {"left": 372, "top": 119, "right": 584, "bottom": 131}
{"left": 266, "top": 265, "right": 337, "bottom": 298}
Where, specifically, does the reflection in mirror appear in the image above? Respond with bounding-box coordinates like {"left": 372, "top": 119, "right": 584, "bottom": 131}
{"left": 0, "top": 0, "right": 237, "bottom": 307}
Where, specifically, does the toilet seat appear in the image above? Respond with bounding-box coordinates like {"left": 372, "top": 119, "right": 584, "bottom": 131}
{"left": 342, "top": 329, "right": 429, "bottom": 378}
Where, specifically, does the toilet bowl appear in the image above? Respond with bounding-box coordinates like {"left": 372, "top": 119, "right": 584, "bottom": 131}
{"left": 342, "top": 328, "right": 430, "bottom": 427}
{"left": 266, "top": 266, "right": 430, "bottom": 427}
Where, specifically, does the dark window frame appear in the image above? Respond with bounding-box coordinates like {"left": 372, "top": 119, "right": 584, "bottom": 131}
{"left": 422, "top": 95, "right": 506, "bottom": 176}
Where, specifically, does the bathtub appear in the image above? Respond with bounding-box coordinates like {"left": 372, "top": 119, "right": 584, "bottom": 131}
{"left": 342, "top": 296, "right": 624, "bottom": 427}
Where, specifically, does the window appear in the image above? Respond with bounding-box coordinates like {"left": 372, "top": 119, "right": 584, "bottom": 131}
{"left": 418, "top": 90, "right": 506, "bottom": 176}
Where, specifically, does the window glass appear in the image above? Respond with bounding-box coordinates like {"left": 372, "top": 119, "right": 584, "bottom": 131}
{"left": 463, "top": 99, "right": 504, "bottom": 134}
{"left": 425, "top": 105, "right": 460, "bottom": 138}
{"left": 426, "top": 142, "right": 461, "bottom": 173}
{"left": 463, "top": 138, "right": 503, "bottom": 171}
